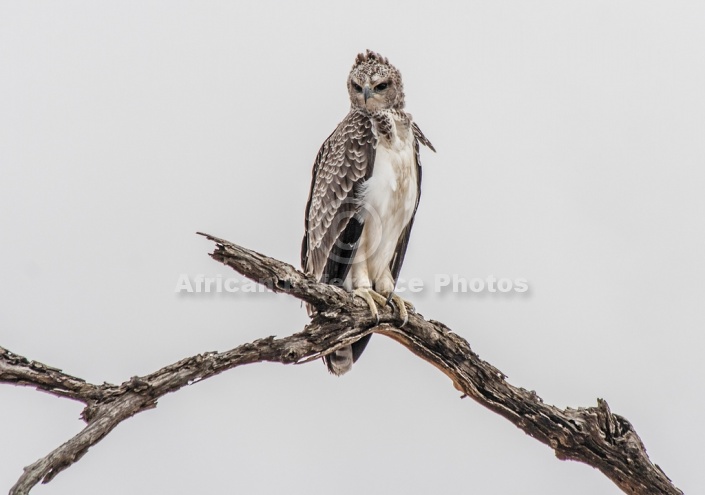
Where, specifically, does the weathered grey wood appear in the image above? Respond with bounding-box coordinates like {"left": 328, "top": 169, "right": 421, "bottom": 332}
{"left": 0, "top": 233, "right": 681, "bottom": 495}
{"left": 0, "top": 348, "right": 101, "bottom": 404}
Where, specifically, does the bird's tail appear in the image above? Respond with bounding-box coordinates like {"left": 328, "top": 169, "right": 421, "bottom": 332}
{"left": 324, "top": 334, "right": 372, "bottom": 376}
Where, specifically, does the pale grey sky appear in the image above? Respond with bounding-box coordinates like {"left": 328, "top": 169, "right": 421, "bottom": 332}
{"left": 1, "top": 2, "right": 704, "bottom": 493}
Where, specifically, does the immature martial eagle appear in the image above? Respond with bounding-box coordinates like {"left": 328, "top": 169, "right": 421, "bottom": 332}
{"left": 302, "top": 50, "right": 435, "bottom": 375}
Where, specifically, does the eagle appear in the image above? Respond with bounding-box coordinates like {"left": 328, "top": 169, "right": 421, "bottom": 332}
{"left": 301, "top": 50, "right": 435, "bottom": 375}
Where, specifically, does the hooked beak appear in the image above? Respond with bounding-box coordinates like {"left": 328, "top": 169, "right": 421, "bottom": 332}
{"left": 363, "top": 86, "right": 371, "bottom": 103}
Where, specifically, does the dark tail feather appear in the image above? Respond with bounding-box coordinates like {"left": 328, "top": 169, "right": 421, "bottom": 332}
{"left": 351, "top": 334, "right": 372, "bottom": 362}
{"left": 324, "top": 334, "right": 373, "bottom": 376}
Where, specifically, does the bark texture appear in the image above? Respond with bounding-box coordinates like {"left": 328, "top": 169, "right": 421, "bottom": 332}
{"left": 0, "top": 233, "right": 681, "bottom": 495}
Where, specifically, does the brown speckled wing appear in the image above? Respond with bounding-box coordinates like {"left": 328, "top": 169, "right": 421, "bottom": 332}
{"left": 302, "top": 110, "right": 376, "bottom": 284}
{"left": 412, "top": 122, "right": 435, "bottom": 152}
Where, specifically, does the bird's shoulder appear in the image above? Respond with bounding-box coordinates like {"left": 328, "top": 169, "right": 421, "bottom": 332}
{"left": 312, "top": 109, "right": 376, "bottom": 177}
{"left": 324, "top": 109, "right": 375, "bottom": 150}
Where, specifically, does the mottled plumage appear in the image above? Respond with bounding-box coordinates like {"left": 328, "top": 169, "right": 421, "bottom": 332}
{"left": 302, "top": 50, "right": 435, "bottom": 375}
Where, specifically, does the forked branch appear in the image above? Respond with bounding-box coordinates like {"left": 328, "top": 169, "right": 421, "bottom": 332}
{"left": 0, "top": 233, "right": 681, "bottom": 495}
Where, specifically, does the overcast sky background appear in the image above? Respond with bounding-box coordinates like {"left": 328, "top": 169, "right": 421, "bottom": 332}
{"left": 1, "top": 2, "right": 704, "bottom": 494}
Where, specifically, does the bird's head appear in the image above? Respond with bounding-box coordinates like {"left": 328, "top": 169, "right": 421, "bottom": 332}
{"left": 348, "top": 50, "right": 405, "bottom": 113}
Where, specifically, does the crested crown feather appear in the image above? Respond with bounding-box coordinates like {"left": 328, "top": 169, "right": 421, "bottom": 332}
{"left": 354, "top": 49, "right": 389, "bottom": 66}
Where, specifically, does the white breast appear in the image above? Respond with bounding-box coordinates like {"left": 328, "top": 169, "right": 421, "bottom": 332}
{"left": 358, "top": 117, "right": 418, "bottom": 283}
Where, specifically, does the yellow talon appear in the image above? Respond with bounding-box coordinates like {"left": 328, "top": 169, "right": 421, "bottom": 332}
{"left": 387, "top": 293, "right": 411, "bottom": 326}
{"left": 354, "top": 288, "right": 414, "bottom": 326}
{"left": 353, "top": 287, "right": 385, "bottom": 323}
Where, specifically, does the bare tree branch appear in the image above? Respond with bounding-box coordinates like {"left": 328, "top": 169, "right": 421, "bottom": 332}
{"left": 1, "top": 233, "right": 681, "bottom": 495}
{"left": 0, "top": 348, "right": 101, "bottom": 404}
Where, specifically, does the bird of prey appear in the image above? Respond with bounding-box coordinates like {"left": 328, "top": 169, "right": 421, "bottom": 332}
{"left": 301, "top": 50, "right": 435, "bottom": 375}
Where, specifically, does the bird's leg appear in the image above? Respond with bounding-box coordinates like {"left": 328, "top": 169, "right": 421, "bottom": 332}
{"left": 349, "top": 257, "right": 388, "bottom": 323}
{"left": 352, "top": 287, "right": 388, "bottom": 324}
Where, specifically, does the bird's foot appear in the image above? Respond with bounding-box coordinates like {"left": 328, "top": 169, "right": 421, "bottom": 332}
{"left": 386, "top": 292, "right": 413, "bottom": 327}
{"left": 352, "top": 287, "right": 388, "bottom": 324}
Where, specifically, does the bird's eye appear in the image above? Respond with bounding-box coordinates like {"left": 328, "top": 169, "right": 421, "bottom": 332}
{"left": 352, "top": 82, "right": 363, "bottom": 93}
{"left": 374, "top": 82, "right": 388, "bottom": 91}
